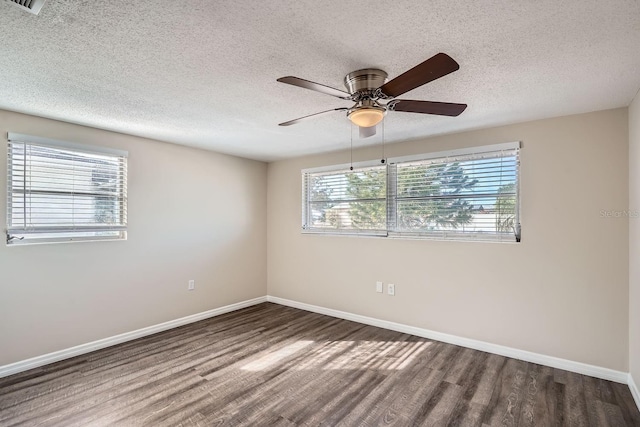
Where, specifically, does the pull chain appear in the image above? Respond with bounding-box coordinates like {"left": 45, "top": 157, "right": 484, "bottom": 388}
{"left": 350, "top": 123, "right": 354, "bottom": 171}
{"left": 381, "top": 120, "right": 386, "bottom": 164}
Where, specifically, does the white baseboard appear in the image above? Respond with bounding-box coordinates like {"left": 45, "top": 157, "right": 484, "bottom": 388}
{"left": 630, "top": 373, "right": 640, "bottom": 412}
{"left": 267, "top": 295, "right": 629, "bottom": 385}
{"left": 0, "top": 296, "right": 267, "bottom": 379}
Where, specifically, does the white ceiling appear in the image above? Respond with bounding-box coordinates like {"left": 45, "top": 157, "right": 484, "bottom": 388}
{"left": 0, "top": 1, "right": 639, "bottom": 161}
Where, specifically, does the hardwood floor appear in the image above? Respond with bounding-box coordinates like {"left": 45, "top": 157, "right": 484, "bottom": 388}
{"left": 0, "top": 303, "right": 638, "bottom": 426}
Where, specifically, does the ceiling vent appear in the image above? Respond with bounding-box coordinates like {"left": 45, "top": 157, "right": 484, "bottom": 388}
{"left": 4, "top": 0, "right": 46, "bottom": 15}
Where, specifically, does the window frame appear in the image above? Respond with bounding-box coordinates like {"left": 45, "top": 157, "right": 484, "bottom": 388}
{"left": 301, "top": 142, "right": 521, "bottom": 242}
{"left": 6, "top": 133, "right": 128, "bottom": 245}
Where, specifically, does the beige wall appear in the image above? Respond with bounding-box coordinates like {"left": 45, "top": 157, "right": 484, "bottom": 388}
{"left": 0, "top": 110, "right": 267, "bottom": 366}
{"left": 267, "top": 108, "right": 629, "bottom": 371}
{"left": 630, "top": 93, "right": 640, "bottom": 384}
{"left": 1, "top": 106, "right": 632, "bottom": 375}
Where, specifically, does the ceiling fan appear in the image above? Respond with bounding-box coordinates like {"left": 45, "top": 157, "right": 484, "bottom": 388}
{"left": 277, "top": 53, "right": 467, "bottom": 138}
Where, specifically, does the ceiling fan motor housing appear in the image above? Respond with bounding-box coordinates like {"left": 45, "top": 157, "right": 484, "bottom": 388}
{"left": 343, "top": 69, "right": 388, "bottom": 94}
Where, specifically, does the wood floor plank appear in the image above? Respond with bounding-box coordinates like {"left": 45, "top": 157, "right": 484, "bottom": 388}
{"left": 351, "top": 362, "right": 445, "bottom": 426}
{"left": 404, "top": 380, "right": 461, "bottom": 426}
{"left": 584, "top": 376, "right": 610, "bottom": 426}
{"left": 443, "top": 348, "right": 476, "bottom": 384}
{"left": 446, "top": 399, "right": 486, "bottom": 427}
{"left": 564, "top": 371, "right": 590, "bottom": 427}
{"left": 521, "top": 365, "right": 557, "bottom": 427}
{"left": 610, "top": 381, "right": 640, "bottom": 426}
{"left": 601, "top": 400, "right": 629, "bottom": 426}
{"left": 333, "top": 346, "right": 439, "bottom": 425}
{"left": 304, "top": 370, "right": 387, "bottom": 426}
{"left": 0, "top": 303, "right": 638, "bottom": 426}
{"left": 481, "top": 358, "right": 529, "bottom": 426}
{"left": 554, "top": 381, "right": 566, "bottom": 427}
{"left": 516, "top": 363, "right": 541, "bottom": 427}
{"left": 469, "top": 353, "right": 506, "bottom": 406}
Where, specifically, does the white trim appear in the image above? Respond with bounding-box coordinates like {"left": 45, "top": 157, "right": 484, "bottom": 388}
{"left": 630, "top": 373, "right": 640, "bottom": 412}
{"left": 6, "top": 233, "right": 126, "bottom": 246}
{"left": 302, "top": 159, "right": 384, "bottom": 174}
{"left": 387, "top": 141, "right": 521, "bottom": 165}
{"left": 266, "top": 295, "right": 629, "bottom": 384}
{"left": 7, "top": 132, "right": 128, "bottom": 157}
{"left": 387, "top": 231, "right": 517, "bottom": 242}
{"left": 302, "top": 229, "right": 387, "bottom": 237}
{"left": 0, "top": 296, "right": 266, "bottom": 379}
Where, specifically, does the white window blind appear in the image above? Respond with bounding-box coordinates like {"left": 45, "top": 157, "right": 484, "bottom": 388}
{"left": 6, "top": 134, "right": 128, "bottom": 245}
{"left": 388, "top": 145, "right": 519, "bottom": 241}
{"left": 301, "top": 143, "right": 520, "bottom": 242}
{"left": 302, "top": 163, "right": 387, "bottom": 235}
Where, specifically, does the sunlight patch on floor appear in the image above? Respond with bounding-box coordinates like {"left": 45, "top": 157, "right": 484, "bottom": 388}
{"left": 318, "top": 340, "right": 430, "bottom": 371}
{"left": 241, "top": 340, "right": 431, "bottom": 372}
{"left": 241, "top": 340, "right": 315, "bottom": 371}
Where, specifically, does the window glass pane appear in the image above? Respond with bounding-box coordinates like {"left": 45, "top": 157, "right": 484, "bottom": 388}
{"left": 305, "top": 165, "right": 386, "bottom": 233}
{"left": 10, "top": 194, "right": 123, "bottom": 227}
{"left": 309, "top": 200, "right": 387, "bottom": 230}
{"left": 395, "top": 153, "right": 518, "bottom": 237}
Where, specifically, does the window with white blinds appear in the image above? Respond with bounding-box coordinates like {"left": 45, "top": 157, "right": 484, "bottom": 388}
{"left": 302, "top": 162, "right": 387, "bottom": 235}
{"left": 302, "top": 142, "right": 520, "bottom": 242}
{"left": 6, "top": 133, "right": 128, "bottom": 245}
{"left": 388, "top": 143, "right": 520, "bottom": 241}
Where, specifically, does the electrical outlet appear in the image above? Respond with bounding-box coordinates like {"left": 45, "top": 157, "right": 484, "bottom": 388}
{"left": 188, "top": 280, "right": 195, "bottom": 291}
{"left": 376, "top": 281, "right": 383, "bottom": 293}
{"left": 387, "top": 283, "right": 395, "bottom": 296}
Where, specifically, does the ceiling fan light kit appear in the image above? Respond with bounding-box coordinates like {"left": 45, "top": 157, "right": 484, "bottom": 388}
{"left": 347, "top": 106, "right": 386, "bottom": 128}
{"left": 277, "top": 53, "right": 467, "bottom": 137}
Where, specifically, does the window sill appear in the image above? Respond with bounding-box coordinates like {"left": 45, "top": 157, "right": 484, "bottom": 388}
{"left": 301, "top": 230, "right": 519, "bottom": 243}
{"left": 7, "top": 234, "right": 127, "bottom": 246}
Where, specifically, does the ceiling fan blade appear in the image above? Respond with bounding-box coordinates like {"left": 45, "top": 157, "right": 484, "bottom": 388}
{"left": 391, "top": 100, "right": 467, "bottom": 116}
{"left": 279, "top": 108, "right": 349, "bottom": 126}
{"left": 277, "top": 76, "right": 352, "bottom": 100}
{"left": 359, "top": 125, "right": 376, "bottom": 138}
{"left": 379, "top": 53, "right": 460, "bottom": 98}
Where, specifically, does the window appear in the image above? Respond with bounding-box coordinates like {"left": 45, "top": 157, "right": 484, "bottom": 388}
{"left": 6, "top": 133, "right": 128, "bottom": 245}
{"left": 302, "top": 142, "right": 520, "bottom": 242}
{"left": 302, "top": 162, "right": 387, "bottom": 235}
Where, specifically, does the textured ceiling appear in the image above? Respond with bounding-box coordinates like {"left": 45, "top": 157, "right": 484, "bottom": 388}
{"left": 1, "top": 0, "right": 639, "bottom": 161}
